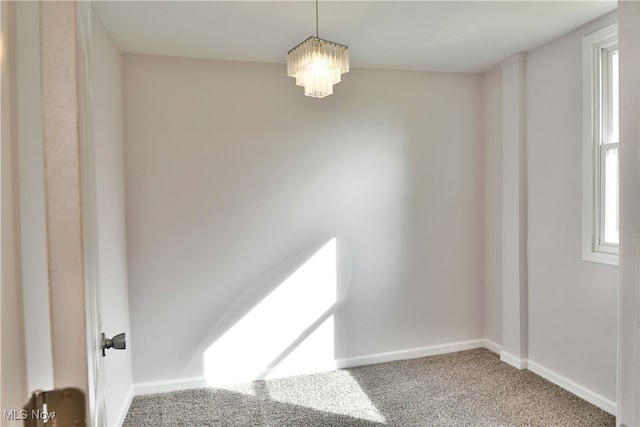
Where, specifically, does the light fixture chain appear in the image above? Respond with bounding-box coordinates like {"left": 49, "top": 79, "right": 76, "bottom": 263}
{"left": 316, "top": 0, "right": 319, "bottom": 38}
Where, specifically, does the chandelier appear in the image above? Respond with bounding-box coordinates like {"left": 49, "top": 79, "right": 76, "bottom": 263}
{"left": 287, "top": 0, "right": 349, "bottom": 98}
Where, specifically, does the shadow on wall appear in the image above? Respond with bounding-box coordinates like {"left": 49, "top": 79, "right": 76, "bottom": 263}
{"left": 200, "top": 238, "right": 344, "bottom": 386}
{"left": 163, "top": 115, "right": 410, "bottom": 384}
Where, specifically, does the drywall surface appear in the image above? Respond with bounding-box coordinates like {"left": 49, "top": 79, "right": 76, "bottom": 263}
{"left": 617, "top": 1, "right": 640, "bottom": 424}
{"left": 500, "top": 53, "right": 528, "bottom": 364}
{"left": 526, "top": 11, "right": 618, "bottom": 403}
{"left": 91, "top": 9, "right": 134, "bottom": 425}
{"left": 123, "top": 54, "right": 484, "bottom": 385}
{"left": 482, "top": 67, "right": 503, "bottom": 348}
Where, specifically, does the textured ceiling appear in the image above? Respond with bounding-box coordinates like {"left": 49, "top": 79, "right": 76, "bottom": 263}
{"left": 94, "top": 1, "right": 617, "bottom": 73}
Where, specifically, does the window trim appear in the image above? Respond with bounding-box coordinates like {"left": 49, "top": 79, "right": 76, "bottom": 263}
{"left": 582, "top": 23, "right": 619, "bottom": 266}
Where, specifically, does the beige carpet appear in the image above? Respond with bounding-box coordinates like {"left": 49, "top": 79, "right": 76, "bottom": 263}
{"left": 124, "top": 349, "right": 615, "bottom": 426}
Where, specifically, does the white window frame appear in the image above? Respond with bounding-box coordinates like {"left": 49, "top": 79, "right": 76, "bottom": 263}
{"left": 582, "top": 23, "right": 619, "bottom": 265}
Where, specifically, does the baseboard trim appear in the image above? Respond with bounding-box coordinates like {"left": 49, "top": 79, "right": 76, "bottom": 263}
{"left": 116, "top": 387, "right": 134, "bottom": 426}
{"left": 335, "top": 339, "right": 486, "bottom": 369}
{"left": 129, "top": 341, "right": 616, "bottom": 416}
{"left": 483, "top": 339, "right": 502, "bottom": 354}
{"left": 486, "top": 343, "right": 616, "bottom": 416}
{"left": 133, "top": 339, "right": 487, "bottom": 395}
{"left": 500, "top": 350, "right": 528, "bottom": 370}
{"left": 527, "top": 359, "right": 616, "bottom": 415}
{"left": 130, "top": 342, "right": 617, "bottom": 416}
{"left": 134, "top": 376, "right": 207, "bottom": 396}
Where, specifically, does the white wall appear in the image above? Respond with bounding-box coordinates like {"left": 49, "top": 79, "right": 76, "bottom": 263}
{"left": 482, "top": 10, "right": 618, "bottom": 411}
{"left": 91, "top": 9, "right": 134, "bottom": 426}
{"left": 482, "top": 67, "right": 502, "bottom": 348}
{"left": 616, "top": 1, "right": 640, "bottom": 424}
{"left": 123, "top": 54, "right": 485, "bottom": 385}
{"left": 526, "top": 11, "right": 618, "bottom": 403}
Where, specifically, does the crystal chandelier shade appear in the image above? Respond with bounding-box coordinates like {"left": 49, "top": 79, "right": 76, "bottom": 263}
{"left": 287, "top": 3, "right": 349, "bottom": 98}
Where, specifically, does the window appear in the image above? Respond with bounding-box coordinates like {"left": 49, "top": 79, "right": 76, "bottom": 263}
{"left": 583, "top": 23, "right": 619, "bottom": 265}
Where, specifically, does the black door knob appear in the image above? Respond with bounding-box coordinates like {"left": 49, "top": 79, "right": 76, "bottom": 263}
{"left": 101, "top": 332, "right": 126, "bottom": 357}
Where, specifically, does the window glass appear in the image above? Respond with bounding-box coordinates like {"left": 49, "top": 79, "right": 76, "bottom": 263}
{"left": 603, "top": 146, "right": 619, "bottom": 245}
{"left": 611, "top": 50, "right": 619, "bottom": 144}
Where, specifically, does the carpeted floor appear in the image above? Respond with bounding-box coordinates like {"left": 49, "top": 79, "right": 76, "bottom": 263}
{"left": 124, "top": 349, "right": 615, "bottom": 426}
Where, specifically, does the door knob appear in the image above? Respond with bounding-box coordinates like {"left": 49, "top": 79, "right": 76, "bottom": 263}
{"left": 101, "top": 332, "right": 126, "bottom": 357}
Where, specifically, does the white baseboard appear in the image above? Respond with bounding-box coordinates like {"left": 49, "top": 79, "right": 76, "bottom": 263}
{"left": 500, "top": 350, "right": 528, "bottom": 370}
{"left": 527, "top": 359, "right": 616, "bottom": 415}
{"left": 131, "top": 340, "right": 616, "bottom": 417}
{"left": 484, "top": 342, "right": 616, "bottom": 416}
{"left": 116, "top": 387, "right": 134, "bottom": 427}
{"left": 483, "top": 339, "right": 502, "bottom": 354}
{"left": 133, "top": 339, "right": 486, "bottom": 395}
{"left": 335, "top": 339, "right": 486, "bottom": 369}
{"left": 134, "top": 376, "right": 207, "bottom": 396}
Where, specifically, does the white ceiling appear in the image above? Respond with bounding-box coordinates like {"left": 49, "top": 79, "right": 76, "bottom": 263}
{"left": 94, "top": 1, "right": 617, "bottom": 73}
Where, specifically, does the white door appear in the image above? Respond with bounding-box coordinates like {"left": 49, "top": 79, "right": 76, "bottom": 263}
{"left": 25, "top": 3, "right": 111, "bottom": 425}
{"left": 76, "top": 3, "right": 107, "bottom": 425}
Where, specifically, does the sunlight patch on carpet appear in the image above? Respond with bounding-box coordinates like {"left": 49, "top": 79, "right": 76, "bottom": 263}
{"left": 262, "top": 370, "right": 387, "bottom": 424}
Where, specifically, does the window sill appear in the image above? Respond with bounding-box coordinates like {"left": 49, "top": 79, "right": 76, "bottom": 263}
{"left": 582, "top": 250, "right": 619, "bottom": 266}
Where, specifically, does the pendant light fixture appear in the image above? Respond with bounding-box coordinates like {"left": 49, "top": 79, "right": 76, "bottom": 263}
{"left": 287, "top": 0, "right": 349, "bottom": 98}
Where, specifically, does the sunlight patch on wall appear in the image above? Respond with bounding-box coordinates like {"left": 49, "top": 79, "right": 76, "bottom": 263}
{"left": 204, "top": 238, "right": 337, "bottom": 387}
{"left": 265, "top": 314, "right": 336, "bottom": 380}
